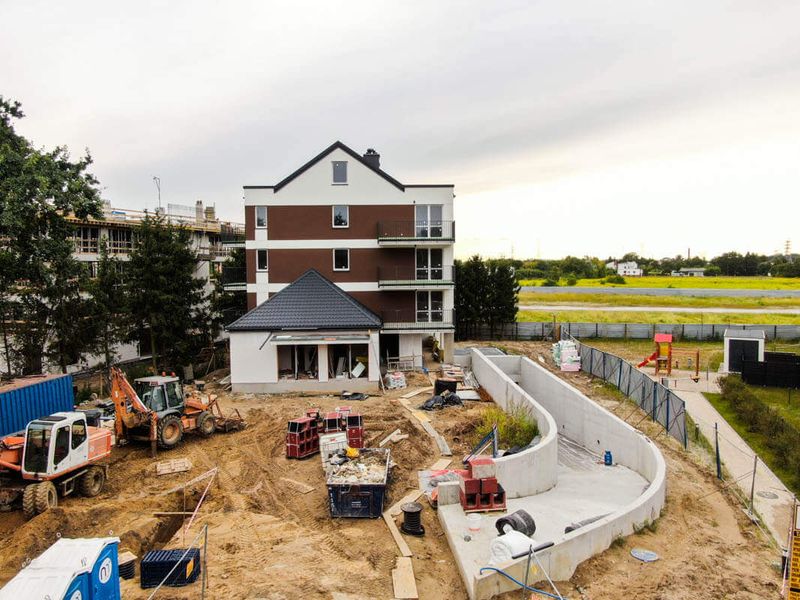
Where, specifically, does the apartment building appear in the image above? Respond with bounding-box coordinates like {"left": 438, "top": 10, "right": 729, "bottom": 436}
{"left": 226, "top": 141, "right": 455, "bottom": 392}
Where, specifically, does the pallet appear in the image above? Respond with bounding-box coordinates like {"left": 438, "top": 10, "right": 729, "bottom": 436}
{"left": 155, "top": 458, "right": 192, "bottom": 476}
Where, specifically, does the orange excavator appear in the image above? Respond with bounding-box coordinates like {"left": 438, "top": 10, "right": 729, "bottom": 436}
{"left": 110, "top": 367, "right": 245, "bottom": 457}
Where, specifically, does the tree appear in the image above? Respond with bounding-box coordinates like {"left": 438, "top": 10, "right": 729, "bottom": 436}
{"left": 485, "top": 260, "right": 520, "bottom": 336}
{"left": 454, "top": 256, "right": 488, "bottom": 339}
{"left": 0, "top": 96, "right": 102, "bottom": 375}
{"left": 87, "top": 239, "right": 127, "bottom": 368}
{"left": 125, "top": 214, "right": 209, "bottom": 371}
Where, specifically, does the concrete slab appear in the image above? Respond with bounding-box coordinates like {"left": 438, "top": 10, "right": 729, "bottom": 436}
{"left": 439, "top": 437, "right": 649, "bottom": 598}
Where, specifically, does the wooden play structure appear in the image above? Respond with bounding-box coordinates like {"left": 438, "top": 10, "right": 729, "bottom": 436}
{"left": 637, "top": 333, "right": 700, "bottom": 379}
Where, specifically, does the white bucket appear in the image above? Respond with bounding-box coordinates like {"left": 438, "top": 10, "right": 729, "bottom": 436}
{"left": 467, "top": 514, "right": 482, "bottom": 532}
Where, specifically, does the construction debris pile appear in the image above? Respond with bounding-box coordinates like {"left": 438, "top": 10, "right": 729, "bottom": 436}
{"left": 327, "top": 449, "right": 390, "bottom": 485}
{"left": 552, "top": 340, "right": 581, "bottom": 372}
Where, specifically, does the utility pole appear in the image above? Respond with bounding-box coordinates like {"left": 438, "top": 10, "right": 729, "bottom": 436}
{"left": 749, "top": 455, "right": 758, "bottom": 518}
{"left": 152, "top": 176, "right": 161, "bottom": 211}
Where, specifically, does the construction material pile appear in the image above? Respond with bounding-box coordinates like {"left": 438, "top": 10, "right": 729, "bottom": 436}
{"left": 327, "top": 448, "right": 389, "bottom": 485}
{"left": 552, "top": 340, "right": 581, "bottom": 372}
{"left": 385, "top": 371, "right": 407, "bottom": 390}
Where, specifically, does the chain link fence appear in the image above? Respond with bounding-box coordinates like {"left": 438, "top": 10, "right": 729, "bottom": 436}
{"left": 561, "top": 331, "right": 688, "bottom": 448}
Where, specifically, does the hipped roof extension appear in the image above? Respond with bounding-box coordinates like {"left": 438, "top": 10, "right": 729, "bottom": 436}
{"left": 226, "top": 269, "right": 382, "bottom": 332}
{"left": 243, "top": 140, "right": 453, "bottom": 192}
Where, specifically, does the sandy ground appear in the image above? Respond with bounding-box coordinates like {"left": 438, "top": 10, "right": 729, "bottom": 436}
{"left": 0, "top": 354, "right": 787, "bottom": 599}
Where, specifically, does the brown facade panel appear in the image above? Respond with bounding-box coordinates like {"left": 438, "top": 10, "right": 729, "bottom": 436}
{"left": 246, "top": 249, "right": 257, "bottom": 284}
{"left": 348, "top": 291, "right": 415, "bottom": 315}
{"left": 267, "top": 248, "right": 414, "bottom": 283}
{"left": 266, "top": 204, "right": 414, "bottom": 240}
{"left": 244, "top": 205, "right": 256, "bottom": 239}
{"left": 247, "top": 292, "right": 257, "bottom": 310}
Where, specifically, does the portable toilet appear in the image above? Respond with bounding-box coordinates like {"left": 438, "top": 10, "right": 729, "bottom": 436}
{"left": 0, "top": 537, "right": 120, "bottom": 600}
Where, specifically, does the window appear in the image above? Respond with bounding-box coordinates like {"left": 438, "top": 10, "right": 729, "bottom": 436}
{"left": 71, "top": 421, "right": 87, "bottom": 449}
{"left": 256, "top": 206, "right": 267, "bottom": 228}
{"left": 257, "top": 249, "right": 268, "bottom": 271}
{"left": 416, "top": 291, "right": 444, "bottom": 322}
{"left": 53, "top": 425, "right": 70, "bottom": 465}
{"left": 165, "top": 381, "right": 183, "bottom": 408}
{"left": 72, "top": 226, "right": 99, "bottom": 253}
{"left": 332, "top": 205, "right": 349, "bottom": 228}
{"left": 332, "top": 161, "right": 348, "bottom": 184}
{"left": 416, "top": 249, "right": 443, "bottom": 280}
{"left": 415, "top": 205, "right": 444, "bottom": 238}
{"left": 333, "top": 248, "right": 350, "bottom": 271}
{"left": 24, "top": 423, "right": 51, "bottom": 473}
{"left": 109, "top": 229, "right": 133, "bottom": 254}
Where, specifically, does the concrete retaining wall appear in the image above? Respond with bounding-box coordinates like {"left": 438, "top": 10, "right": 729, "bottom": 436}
{"left": 469, "top": 350, "right": 558, "bottom": 498}
{"left": 469, "top": 353, "right": 667, "bottom": 597}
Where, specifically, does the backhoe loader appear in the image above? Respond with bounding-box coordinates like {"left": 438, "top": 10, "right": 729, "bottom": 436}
{"left": 110, "top": 367, "right": 244, "bottom": 456}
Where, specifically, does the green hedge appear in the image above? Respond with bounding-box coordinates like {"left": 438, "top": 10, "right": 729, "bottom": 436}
{"left": 719, "top": 376, "right": 800, "bottom": 486}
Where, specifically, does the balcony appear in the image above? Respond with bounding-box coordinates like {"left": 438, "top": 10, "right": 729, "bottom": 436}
{"left": 378, "top": 265, "right": 455, "bottom": 289}
{"left": 220, "top": 224, "right": 246, "bottom": 247}
{"left": 377, "top": 221, "right": 455, "bottom": 246}
{"left": 221, "top": 266, "right": 247, "bottom": 292}
{"left": 381, "top": 309, "right": 455, "bottom": 331}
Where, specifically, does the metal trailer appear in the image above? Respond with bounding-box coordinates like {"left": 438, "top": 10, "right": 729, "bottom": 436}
{"left": 0, "top": 374, "right": 74, "bottom": 437}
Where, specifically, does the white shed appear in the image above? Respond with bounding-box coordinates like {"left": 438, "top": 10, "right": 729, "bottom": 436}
{"left": 722, "top": 329, "right": 765, "bottom": 373}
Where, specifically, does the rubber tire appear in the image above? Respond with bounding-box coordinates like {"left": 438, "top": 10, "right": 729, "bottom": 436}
{"left": 197, "top": 411, "right": 216, "bottom": 438}
{"left": 22, "top": 485, "right": 36, "bottom": 519}
{"left": 78, "top": 466, "right": 106, "bottom": 497}
{"left": 157, "top": 415, "right": 184, "bottom": 449}
{"left": 34, "top": 481, "right": 57, "bottom": 515}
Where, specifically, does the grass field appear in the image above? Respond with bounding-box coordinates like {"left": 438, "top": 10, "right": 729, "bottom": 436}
{"left": 518, "top": 309, "right": 800, "bottom": 325}
{"left": 517, "top": 291, "right": 800, "bottom": 309}
{"left": 519, "top": 276, "right": 800, "bottom": 290}
{"left": 705, "top": 389, "right": 800, "bottom": 496}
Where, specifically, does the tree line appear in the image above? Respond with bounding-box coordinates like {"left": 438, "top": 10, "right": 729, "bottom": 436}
{"left": 509, "top": 251, "right": 799, "bottom": 281}
{"left": 454, "top": 256, "right": 520, "bottom": 339}
{"left": 0, "top": 97, "right": 245, "bottom": 377}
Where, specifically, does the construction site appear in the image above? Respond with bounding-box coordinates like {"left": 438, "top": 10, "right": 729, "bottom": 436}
{"left": 0, "top": 342, "right": 785, "bottom": 599}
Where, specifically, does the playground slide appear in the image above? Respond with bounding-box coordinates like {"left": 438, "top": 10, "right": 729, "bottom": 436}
{"left": 637, "top": 351, "right": 658, "bottom": 368}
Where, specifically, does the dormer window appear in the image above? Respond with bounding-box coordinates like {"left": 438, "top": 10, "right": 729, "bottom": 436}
{"left": 332, "top": 161, "right": 347, "bottom": 184}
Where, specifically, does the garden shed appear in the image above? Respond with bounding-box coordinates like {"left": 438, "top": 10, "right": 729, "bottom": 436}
{"left": 722, "top": 329, "right": 765, "bottom": 373}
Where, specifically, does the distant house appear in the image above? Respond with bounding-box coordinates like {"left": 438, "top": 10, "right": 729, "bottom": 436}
{"left": 671, "top": 268, "right": 706, "bottom": 277}
{"left": 605, "top": 261, "right": 643, "bottom": 277}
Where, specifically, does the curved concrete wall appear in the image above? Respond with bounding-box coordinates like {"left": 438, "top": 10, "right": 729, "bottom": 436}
{"left": 469, "top": 350, "right": 559, "bottom": 498}
{"left": 470, "top": 352, "right": 667, "bottom": 598}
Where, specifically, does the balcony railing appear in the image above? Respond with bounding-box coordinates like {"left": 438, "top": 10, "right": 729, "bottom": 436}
{"left": 381, "top": 309, "right": 455, "bottom": 330}
{"left": 377, "top": 220, "right": 455, "bottom": 243}
{"left": 378, "top": 265, "right": 455, "bottom": 287}
{"left": 220, "top": 224, "right": 246, "bottom": 246}
{"left": 221, "top": 266, "right": 246, "bottom": 291}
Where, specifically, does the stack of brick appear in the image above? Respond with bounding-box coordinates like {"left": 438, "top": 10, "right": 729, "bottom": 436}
{"left": 285, "top": 416, "right": 320, "bottom": 458}
{"left": 459, "top": 457, "right": 506, "bottom": 512}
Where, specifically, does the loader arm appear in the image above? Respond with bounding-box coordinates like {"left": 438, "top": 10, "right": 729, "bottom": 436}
{"left": 110, "top": 366, "right": 156, "bottom": 443}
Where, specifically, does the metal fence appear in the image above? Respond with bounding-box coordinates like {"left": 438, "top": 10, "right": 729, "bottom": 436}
{"left": 464, "top": 322, "right": 800, "bottom": 341}
{"left": 561, "top": 331, "right": 688, "bottom": 448}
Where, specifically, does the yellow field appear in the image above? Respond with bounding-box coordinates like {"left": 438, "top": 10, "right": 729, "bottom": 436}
{"left": 517, "top": 309, "right": 800, "bottom": 325}
{"left": 517, "top": 291, "right": 800, "bottom": 309}
{"left": 519, "top": 276, "right": 800, "bottom": 290}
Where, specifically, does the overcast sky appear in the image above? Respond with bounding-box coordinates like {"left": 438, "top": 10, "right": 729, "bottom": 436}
{"left": 3, "top": 1, "right": 799, "bottom": 260}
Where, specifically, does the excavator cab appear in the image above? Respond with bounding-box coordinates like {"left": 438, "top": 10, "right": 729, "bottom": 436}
{"left": 21, "top": 413, "right": 91, "bottom": 478}
{"left": 133, "top": 376, "right": 184, "bottom": 417}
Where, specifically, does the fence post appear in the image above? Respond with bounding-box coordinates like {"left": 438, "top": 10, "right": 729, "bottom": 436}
{"left": 665, "top": 391, "right": 671, "bottom": 435}
{"left": 715, "top": 422, "right": 722, "bottom": 479}
{"left": 617, "top": 359, "right": 623, "bottom": 389}
{"left": 652, "top": 381, "right": 657, "bottom": 421}
{"left": 626, "top": 363, "right": 632, "bottom": 396}
{"left": 202, "top": 524, "right": 208, "bottom": 599}
{"left": 749, "top": 455, "right": 758, "bottom": 517}
{"left": 602, "top": 352, "right": 606, "bottom": 380}
{"left": 588, "top": 349, "right": 593, "bottom": 378}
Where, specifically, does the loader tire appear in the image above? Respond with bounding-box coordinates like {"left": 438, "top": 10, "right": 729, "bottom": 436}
{"left": 79, "top": 466, "right": 106, "bottom": 497}
{"left": 197, "top": 411, "right": 216, "bottom": 438}
{"left": 22, "top": 485, "right": 36, "bottom": 519}
{"left": 157, "top": 415, "right": 184, "bottom": 449}
{"left": 34, "top": 481, "right": 57, "bottom": 515}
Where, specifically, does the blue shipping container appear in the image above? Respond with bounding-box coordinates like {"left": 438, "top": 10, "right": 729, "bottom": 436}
{"left": 0, "top": 374, "right": 74, "bottom": 437}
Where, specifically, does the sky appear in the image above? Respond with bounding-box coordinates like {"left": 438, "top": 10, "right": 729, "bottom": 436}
{"left": 2, "top": 1, "right": 799, "bottom": 260}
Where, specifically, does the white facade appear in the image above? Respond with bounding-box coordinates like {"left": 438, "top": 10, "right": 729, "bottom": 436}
{"left": 606, "top": 261, "right": 643, "bottom": 277}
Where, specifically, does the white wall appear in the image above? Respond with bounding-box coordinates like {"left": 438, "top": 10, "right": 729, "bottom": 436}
{"left": 398, "top": 334, "right": 424, "bottom": 368}
{"left": 230, "top": 330, "right": 278, "bottom": 386}
{"left": 469, "top": 351, "right": 559, "bottom": 498}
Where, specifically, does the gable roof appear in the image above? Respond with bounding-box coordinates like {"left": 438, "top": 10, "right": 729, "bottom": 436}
{"left": 226, "top": 269, "right": 382, "bottom": 332}
{"left": 242, "top": 141, "right": 455, "bottom": 193}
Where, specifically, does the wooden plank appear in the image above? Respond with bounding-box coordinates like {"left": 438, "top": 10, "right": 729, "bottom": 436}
{"left": 429, "top": 458, "right": 452, "bottom": 471}
{"left": 279, "top": 477, "right": 314, "bottom": 494}
{"left": 159, "top": 467, "right": 218, "bottom": 496}
{"left": 392, "top": 556, "right": 419, "bottom": 599}
{"left": 388, "top": 490, "right": 425, "bottom": 517}
{"left": 383, "top": 512, "right": 413, "bottom": 557}
{"left": 411, "top": 410, "right": 430, "bottom": 423}
{"left": 401, "top": 386, "right": 433, "bottom": 399}
{"left": 379, "top": 428, "right": 402, "bottom": 447}
{"left": 421, "top": 421, "right": 452, "bottom": 456}
{"left": 155, "top": 458, "right": 192, "bottom": 475}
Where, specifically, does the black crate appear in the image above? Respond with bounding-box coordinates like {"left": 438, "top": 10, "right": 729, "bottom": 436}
{"left": 140, "top": 548, "right": 201, "bottom": 589}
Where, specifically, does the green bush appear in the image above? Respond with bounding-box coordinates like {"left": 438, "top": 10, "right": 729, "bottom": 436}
{"left": 565, "top": 276, "right": 578, "bottom": 286}
{"left": 473, "top": 401, "right": 539, "bottom": 449}
{"left": 604, "top": 274, "right": 626, "bottom": 284}
{"left": 540, "top": 279, "right": 559, "bottom": 287}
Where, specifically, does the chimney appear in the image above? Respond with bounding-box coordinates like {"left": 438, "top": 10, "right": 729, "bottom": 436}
{"left": 363, "top": 148, "right": 380, "bottom": 169}
{"left": 195, "top": 200, "right": 204, "bottom": 223}
{"left": 204, "top": 205, "right": 216, "bottom": 222}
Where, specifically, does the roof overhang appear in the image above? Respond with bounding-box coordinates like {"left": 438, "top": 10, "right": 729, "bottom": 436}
{"left": 270, "top": 333, "right": 371, "bottom": 346}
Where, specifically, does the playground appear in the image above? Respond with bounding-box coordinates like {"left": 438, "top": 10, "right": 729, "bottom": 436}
{"left": 636, "top": 333, "right": 701, "bottom": 379}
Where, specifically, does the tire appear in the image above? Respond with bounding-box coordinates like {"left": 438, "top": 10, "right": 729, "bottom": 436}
{"left": 34, "top": 481, "right": 57, "bottom": 515}
{"left": 78, "top": 466, "right": 106, "bottom": 497}
{"left": 22, "top": 485, "right": 36, "bottom": 519}
{"left": 197, "top": 411, "right": 216, "bottom": 438}
{"left": 157, "top": 415, "right": 184, "bottom": 449}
